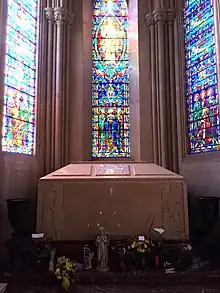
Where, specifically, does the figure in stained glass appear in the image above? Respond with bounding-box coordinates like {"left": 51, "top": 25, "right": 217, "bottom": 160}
{"left": 2, "top": 0, "right": 38, "bottom": 155}
{"left": 184, "top": 0, "right": 220, "bottom": 153}
{"left": 92, "top": 0, "right": 130, "bottom": 158}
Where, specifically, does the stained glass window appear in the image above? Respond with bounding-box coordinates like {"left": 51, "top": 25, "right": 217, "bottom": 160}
{"left": 2, "top": 0, "right": 38, "bottom": 155}
{"left": 92, "top": 0, "right": 130, "bottom": 158}
{"left": 184, "top": 0, "right": 220, "bottom": 153}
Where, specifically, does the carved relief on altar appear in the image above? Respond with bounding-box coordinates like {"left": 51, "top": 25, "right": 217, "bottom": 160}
{"left": 37, "top": 182, "right": 64, "bottom": 240}
{"left": 161, "top": 181, "right": 188, "bottom": 239}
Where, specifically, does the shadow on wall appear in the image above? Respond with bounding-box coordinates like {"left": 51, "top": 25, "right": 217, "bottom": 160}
{"left": 180, "top": 151, "right": 220, "bottom": 200}
{"left": 181, "top": 152, "right": 220, "bottom": 264}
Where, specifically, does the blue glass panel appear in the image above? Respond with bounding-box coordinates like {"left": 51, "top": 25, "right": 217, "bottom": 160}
{"left": 184, "top": 0, "right": 220, "bottom": 153}
{"left": 2, "top": 0, "right": 38, "bottom": 155}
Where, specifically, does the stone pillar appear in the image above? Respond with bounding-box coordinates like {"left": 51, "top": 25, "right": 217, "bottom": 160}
{"left": 44, "top": 6, "right": 54, "bottom": 173}
{"left": 145, "top": 7, "right": 180, "bottom": 173}
{"left": 167, "top": 8, "right": 178, "bottom": 172}
{"left": 53, "top": 7, "right": 67, "bottom": 170}
{"left": 145, "top": 13, "right": 158, "bottom": 164}
{"left": 173, "top": 0, "right": 187, "bottom": 165}
{"left": 37, "top": 1, "right": 75, "bottom": 174}
{"left": 154, "top": 8, "right": 167, "bottom": 168}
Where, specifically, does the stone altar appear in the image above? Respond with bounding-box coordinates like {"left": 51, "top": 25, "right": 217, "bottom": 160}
{"left": 36, "top": 162, "right": 189, "bottom": 241}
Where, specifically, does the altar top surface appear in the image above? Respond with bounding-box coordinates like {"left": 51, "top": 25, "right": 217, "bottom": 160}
{"left": 40, "top": 162, "right": 184, "bottom": 180}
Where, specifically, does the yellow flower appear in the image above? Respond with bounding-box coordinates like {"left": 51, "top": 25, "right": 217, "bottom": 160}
{"left": 131, "top": 242, "right": 137, "bottom": 249}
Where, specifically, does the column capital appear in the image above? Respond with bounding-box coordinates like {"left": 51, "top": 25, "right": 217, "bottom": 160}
{"left": 153, "top": 8, "right": 167, "bottom": 23}
{"left": 145, "top": 13, "right": 155, "bottom": 27}
{"left": 146, "top": 8, "right": 176, "bottom": 25}
{"left": 44, "top": 7, "right": 54, "bottom": 22}
{"left": 54, "top": 7, "right": 68, "bottom": 24}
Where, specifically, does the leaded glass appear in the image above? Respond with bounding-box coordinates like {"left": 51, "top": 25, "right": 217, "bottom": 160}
{"left": 184, "top": 0, "right": 220, "bottom": 153}
{"left": 92, "top": 0, "right": 130, "bottom": 158}
{"left": 2, "top": 0, "right": 38, "bottom": 155}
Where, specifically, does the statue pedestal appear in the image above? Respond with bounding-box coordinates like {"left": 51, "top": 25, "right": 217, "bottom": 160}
{"left": 36, "top": 162, "right": 189, "bottom": 241}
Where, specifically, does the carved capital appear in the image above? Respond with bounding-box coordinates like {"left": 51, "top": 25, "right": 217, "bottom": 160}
{"left": 44, "top": 7, "right": 54, "bottom": 22}
{"left": 145, "top": 13, "right": 155, "bottom": 27}
{"left": 67, "top": 12, "right": 75, "bottom": 25}
{"left": 166, "top": 9, "right": 176, "bottom": 23}
{"left": 54, "top": 7, "right": 67, "bottom": 24}
{"left": 153, "top": 9, "right": 167, "bottom": 23}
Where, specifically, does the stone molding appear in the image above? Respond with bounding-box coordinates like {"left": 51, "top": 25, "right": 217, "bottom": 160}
{"left": 145, "top": 8, "right": 176, "bottom": 26}
{"left": 44, "top": 6, "right": 75, "bottom": 25}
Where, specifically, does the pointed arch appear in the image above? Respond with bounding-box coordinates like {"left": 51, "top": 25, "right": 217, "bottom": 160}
{"left": 2, "top": 0, "right": 39, "bottom": 155}
{"left": 184, "top": 0, "right": 220, "bottom": 153}
{"left": 91, "top": 0, "right": 130, "bottom": 158}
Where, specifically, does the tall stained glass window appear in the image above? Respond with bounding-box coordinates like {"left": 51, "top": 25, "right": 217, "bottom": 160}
{"left": 2, "top": 0, "right": 38, "bottom": 155}
{"left": 92, "top": 0, "right": 130, "bottom": 158}
{"left": 184, "top": 0, "right": 220, "bottom": 153}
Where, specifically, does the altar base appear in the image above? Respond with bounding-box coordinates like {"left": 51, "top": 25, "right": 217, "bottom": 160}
{"left": 36, "top": 162, "right": 189, "bottom": 241}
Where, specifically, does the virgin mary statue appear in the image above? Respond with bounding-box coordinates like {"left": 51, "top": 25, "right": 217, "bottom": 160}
{"left": 95, "top": 226, "right": 110, "bottom": 271}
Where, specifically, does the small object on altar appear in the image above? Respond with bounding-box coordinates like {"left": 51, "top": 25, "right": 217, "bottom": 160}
{"left": 95, "top": 226, "right": 109, "bottom": 271}
{"left": 138, "top": 236, "right": 145, "bottom": 241}
{"left": 153, "top": 228, "right": 164, "bottom": 235}
{"left": 83, "top": 245, "right": 94, "bottom": 270}
{"left": 164, "top": 261, "right": 175, "bottom": 274}
{"left": 48, "top": 248, "right": 56, "bottom": 272}
{"left": 32, "top": 233, "right": 44, "bottom": 239}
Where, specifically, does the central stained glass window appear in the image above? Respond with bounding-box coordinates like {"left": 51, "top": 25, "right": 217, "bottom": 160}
{"left": 92, "top": 0, "right": 130, "bottom": 158}
{"left": 184, "top": 0, "right": 220, "bottom": 153}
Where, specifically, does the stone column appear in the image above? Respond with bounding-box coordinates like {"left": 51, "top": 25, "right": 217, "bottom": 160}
{"left": 37, "top": 1, "right": 74, "bottom": 174}
{"left": 154, "top": 9, "right": 167, "bottom": 168}
{"left": 53, "top": 7, "right": 67, "bottom": 170}
{"left": 145, "top": 14, "right": 159, "bottom": 164}
{"left": 174, "top": 1, "right": 187, "bottom": 165}
{"left": 63, "top": 8, "right": 74, "bottom": 165}
{"left": 44, "top": 6, "right": 54, "bottom": 173}
{"left": 167, "top": 8, "right": 178, "bottom": 172}
{"left": 145, "top": 7, "right": 180, "bottom": 172}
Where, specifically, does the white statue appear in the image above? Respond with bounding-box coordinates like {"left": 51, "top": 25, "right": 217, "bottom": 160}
{"left": 83, "top": 246, "right": 93, "bottom": 270}
{"left": 95, "top": 226, "right": 109, "bottom": 271}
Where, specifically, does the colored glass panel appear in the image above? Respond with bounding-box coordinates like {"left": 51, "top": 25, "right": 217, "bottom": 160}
{"left": 184, "top": 0, "right": 220, "bottom": 153}
{"left": 92, "top": 0, "right": 130, "bottom": 158}
{"left": 2, "top": 0, "right": 38, "bottom": 155}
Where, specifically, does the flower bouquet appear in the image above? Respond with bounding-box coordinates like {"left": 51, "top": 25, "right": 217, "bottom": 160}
{"left": 131, "top": 237, "right": 154, "bottom": 253}
{"left": 55, "top": 256, "right": 76, "bottom": 291}
{"left": 131, "top": 237, "right": 155, "bottom": 270}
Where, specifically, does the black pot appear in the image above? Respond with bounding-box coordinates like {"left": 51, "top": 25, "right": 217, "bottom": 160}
{"left": 6, "top": 198, "right": 30, "bottom": 235}
{"left": 197, "top": 197, "right": 219, "bottom": 231}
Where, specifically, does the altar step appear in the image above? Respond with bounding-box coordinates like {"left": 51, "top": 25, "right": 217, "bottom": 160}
{"left": 76, "top": 270, "right": 220, "bottom": 286}
{"left": 3, "top": 270, "right": 220, "bottom": 288}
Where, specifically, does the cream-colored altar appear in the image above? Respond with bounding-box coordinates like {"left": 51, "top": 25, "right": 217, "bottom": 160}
{"left": 36, "top": 162, "right": 189, "bottom": 241}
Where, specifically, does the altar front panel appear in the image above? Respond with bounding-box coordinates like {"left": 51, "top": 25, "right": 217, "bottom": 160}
{"left": 37, "top": 178, "right": 188, "bottom": 241}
